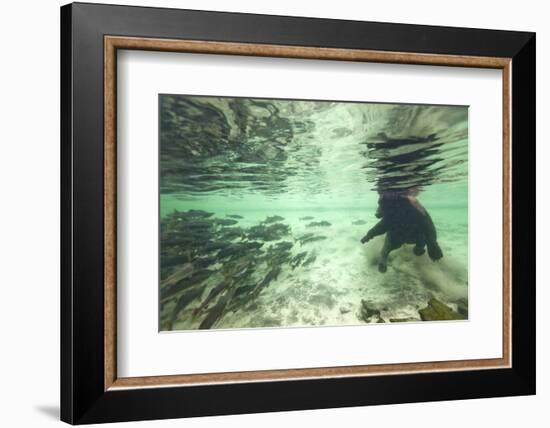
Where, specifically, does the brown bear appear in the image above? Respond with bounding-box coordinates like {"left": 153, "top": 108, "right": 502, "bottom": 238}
{"left": 361, "top": 189, "right": 443, "bottom": 273}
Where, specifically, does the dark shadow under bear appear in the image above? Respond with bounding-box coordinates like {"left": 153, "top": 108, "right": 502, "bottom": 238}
{"left": 361, "top": 193, "right": 443, "bottom": 273}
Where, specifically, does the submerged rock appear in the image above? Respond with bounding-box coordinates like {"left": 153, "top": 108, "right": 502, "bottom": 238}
{"left": 352, "top": 219, "right": 367, "bottom": 225}
{"left": 453, "top": 297, "right": 469, "bottom": 318}
{"left": 299, "top": 216, "right": 314, "bottom": 220}
{"left": 389, "top": 317, "right": 418, "bottom": 323}
{"left": 226, "top": 214, "right": 243, "bottom": 219}
{"left": 359, "top": 300, "right": 381, "bottom": 322}
{"left": 419, "top": 298, "right": 466, "bottom": 321}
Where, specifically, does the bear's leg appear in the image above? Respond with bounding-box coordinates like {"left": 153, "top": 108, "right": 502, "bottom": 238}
{"left": 361, "top": 219, "right": 387, "bottom": 244}
{"left": 427, "top": 241, "right": 443, "bottom": 261}
{"left": 414, "top": 233, "right": 426, "bottom": 256}
{"left": 378, "top": 234, "right": 397, "bottom": 273}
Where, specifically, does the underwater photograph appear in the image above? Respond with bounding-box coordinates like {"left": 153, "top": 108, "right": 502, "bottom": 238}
{"left": 159, "top": 94, "right": 469, "bottom": 331}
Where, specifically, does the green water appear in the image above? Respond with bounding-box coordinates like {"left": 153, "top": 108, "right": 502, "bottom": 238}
{"left": 159, "top": 95, "right": 468, "bottom": 331}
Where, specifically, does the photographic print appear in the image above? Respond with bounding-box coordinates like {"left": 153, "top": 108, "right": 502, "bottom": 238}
{"left": 159, "top": 94, "right": 468, "bottom": 331}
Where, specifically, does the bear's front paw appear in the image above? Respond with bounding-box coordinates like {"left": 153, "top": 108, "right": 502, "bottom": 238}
{"left": 413, "top": 246, "right": 425, "bottom": 256}
{"left": 428, "top": 243, "right": 443, "bottom": 261}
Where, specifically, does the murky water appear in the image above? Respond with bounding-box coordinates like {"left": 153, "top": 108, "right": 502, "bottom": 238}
{"left": 159, "top": 95, "right": 468, "bottom": 331}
